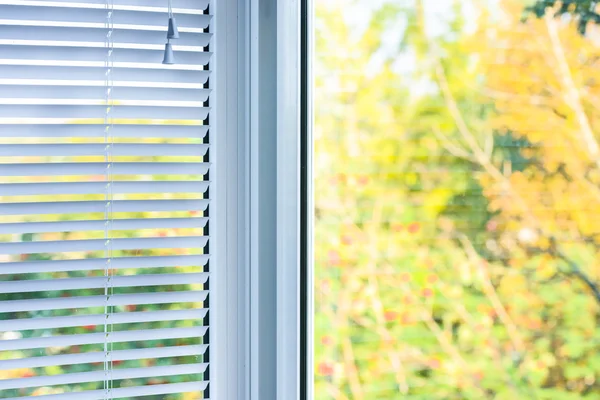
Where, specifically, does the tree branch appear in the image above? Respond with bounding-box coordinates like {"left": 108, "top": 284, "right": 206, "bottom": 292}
{"left": 545, "top": 15, "right": 600, "bottom": 168}
{"left": 554, "top": 249, "right": 600, "bottom": 306}
{"left": 365, "top": 200, "right": 410, "bottom": 395}
{"left": 458, "top": 234, "right": 527, "bottom": 353}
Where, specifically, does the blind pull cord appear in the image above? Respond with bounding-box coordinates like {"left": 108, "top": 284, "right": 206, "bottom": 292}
{"left": 163, "top": 0, "right": 179, "bottom": 64}
{"left": 103, "top": 0, "right": 115, "bottom": 399}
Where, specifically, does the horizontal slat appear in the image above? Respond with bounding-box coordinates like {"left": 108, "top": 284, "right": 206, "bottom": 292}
{"left": 0, "top": 118, "right": 206, "bottom": 126}
{"left": 0, "top": 2, "right": 211, "bottom": 27}
{"left": 0, "top": 254, "right": 209, "bottom": 274}
{"left": 0, "top": 217, "right": 208, "bottom": 234}
{"left": 62, "top": 0, "right": 209, "bottom": 9}
{"left": 0, "top": 77, "right": 210, "bottom": 88}
{"left": 0, "top": 66, "right": 209, "bottom": 90}
{"left": 0, "top": 79, "right": 208, "bottom": 89}
{"left": 0, "top": 22, "right": 210, "bottom": 47}
{"left": 0, "top": 44, "right": 212, "bottom": 65}
{"left": 0, "top": 326, "right": 208, "bottom": 351}
{"left": 0, "top": 162, "right": 210, "bottom": 176}
{"left": 2, "top": 381, "right": 209, "bottom": 400}
{"left": 0, "top": 84, "right": 210, "bottom": 103}
{"left": 0, "top": 0, "right": 209, "bottom": 14}
{"left": 0, "top": 343, "right": 208, "bottom": 370}
{"left": 0, "top": 199, "right": 209, "bottom": 215}
{"left": 0, "top": 98, "right": 205, "bottom": 107}
{"left": 0, "top": 18, "right": 207, "bottom": 31}
{"left": 0, "top": 41, "right": 208, "bottom": 53}
{"left": 0, "top": 272, "right": 208, "bottom": 293}
{"left": 0, "top": 290, "right": 208, "bottom": 314}
{"left": 0, "top": 181, "right": 209, "bottom": 196}
{"left": 2, "top": 308, "right": 208, "bottom": 332}
{"left": 0, "top": 143, "right": 209, "bottom": 157}
{"left": 0, "top": 362, "right": 208, "bottom": 390}
{"left": 0, "top": 123, "right": 208, "bottom": 138}
{"left": 0, "top": 59, "right": 210, "bottom": 72}
{"left": 0, "top": 104, "right": 209, "bottom": 120}
{"left": 0, "top": 236, "right": 209, "bottom": 255}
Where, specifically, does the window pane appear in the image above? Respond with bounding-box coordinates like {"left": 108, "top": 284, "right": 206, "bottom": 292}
{"left": 315, "top": 1, "right": 600, "bottom": 398}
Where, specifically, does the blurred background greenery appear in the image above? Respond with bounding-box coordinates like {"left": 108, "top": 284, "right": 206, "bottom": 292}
{"left": 314, "top": 0, "right": 600, "bottom": 398}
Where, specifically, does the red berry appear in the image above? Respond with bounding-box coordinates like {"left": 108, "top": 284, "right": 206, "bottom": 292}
{"left": 391, "top": 223, "right": 404, "bottom": 232}
{"left": 321, "top": 336, "right": 333, "bottom": 346}
{"left": 384, "top": 311, "right": 397, "bottom": 322}
{"left": 400, "top": 312, "right": 412, "bottom": 325}
{"left": 408, "top": 222, "right": 421, "bottom": 234}
{"left": 327, "top": 250, "right": 341, "bottom": 266}
{"left": 317, "top": 362, "right": 334, "bottom": 376}
{"left": 486, "top": 220, "right": 498, "bottom": 232}
{"left": 357, "top": 176, "right": 369, "bottom": 186}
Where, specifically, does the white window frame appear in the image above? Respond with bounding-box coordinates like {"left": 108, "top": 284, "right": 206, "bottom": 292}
{"left": 212, "top": 0, "right": 313, "bottom": 399}
{"left": 0, "top": 0, "right": 309, "bottom": 398}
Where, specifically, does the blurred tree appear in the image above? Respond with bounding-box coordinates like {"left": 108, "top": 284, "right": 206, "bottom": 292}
{"left": 525, "top": 0, "right": 600, "bottom": 34}
{"left": 462, "top": 0, "right": 600, "bottom": 393}
{"left": 315, "top": 0, "right": 600, "bottom": 398}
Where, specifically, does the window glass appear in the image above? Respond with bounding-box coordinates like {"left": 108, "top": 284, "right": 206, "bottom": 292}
{"left": 315, "top": 1, "right": 600, "bottom": 398}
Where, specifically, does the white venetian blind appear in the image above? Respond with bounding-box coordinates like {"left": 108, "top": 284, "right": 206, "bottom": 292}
{"left": 0, "top": 0, "right": 212, "bottom": 399}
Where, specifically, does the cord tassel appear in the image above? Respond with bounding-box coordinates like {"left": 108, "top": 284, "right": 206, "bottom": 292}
{"left": 162, "top": 0, "right": 178, "bottom": 64}
{"left": 162, "top": 41, "right": 175, "bottom": 64}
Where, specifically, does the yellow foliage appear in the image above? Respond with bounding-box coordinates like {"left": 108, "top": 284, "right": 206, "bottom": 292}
{"left": 0, "top": 368, "right": 34, "bottom": 380}
{"left": 183, "top": 392, "right": 204, "bottom": 400}
{"left": 469, "top": 0, "right": 600, "bottom": 249}
{"left": 31, "top": 387, "right": 63, "bottom": 396}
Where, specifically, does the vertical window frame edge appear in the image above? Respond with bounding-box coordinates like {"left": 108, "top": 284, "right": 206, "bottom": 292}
{"left": 275, "top": 0, "right": 311, "bottom": 398}
{"left": 247, "top": 0, "right": 310, "bottom": 398}
{"left": 211, "top": 0, "right": 247, "bottom": 399}
{"left": 300, "top": 0, "right": 314, "bottom": 398}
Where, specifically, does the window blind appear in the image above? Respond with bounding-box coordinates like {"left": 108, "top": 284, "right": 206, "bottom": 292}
{"left": 0, "top": 0, "right": 212, "bottom": 399}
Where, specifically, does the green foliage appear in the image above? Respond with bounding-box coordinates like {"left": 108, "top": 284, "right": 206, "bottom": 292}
{"left": 315, "top": 0, "right": 600, "bottom": 398}
{"left": 525, "top": 0, "right": 600, "bottom": 34}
